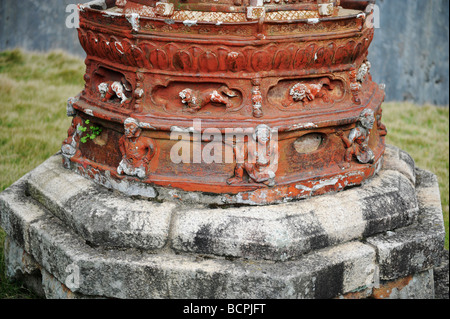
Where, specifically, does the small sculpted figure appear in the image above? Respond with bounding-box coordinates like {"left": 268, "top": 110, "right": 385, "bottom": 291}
{"left": 98, "top": 78, "right": 131, "bottom": 104}
{"left": 61, "top": 116, "right": 84, "bottom": 158}
{"left": 227, "top": 124, "right": 277, "bottom": 187}
{"left": 357, "top": 61, "right": 372, "bottom": 85}
{"left": 376, "top": 107, "right": 388, "bottom": 137}
{"left": 251, "top": 78, "right": 263, "bottom": 118}
{"left": 179, "top": 86, "right": 238, "bottom": 113}
{"left": 336, "top": 109, "right": 375, "bottom": 168}
{"left": 117, "top": 118, "right": 156, "bottom": 179}
{"left": 318, "top": 2, "right": 334, "bottom": 16}
{"left": 349, "top": 69, "right": 362, "bottom": 105}
{"left": 283, "top": 77, "right": 334, "bottom": 108}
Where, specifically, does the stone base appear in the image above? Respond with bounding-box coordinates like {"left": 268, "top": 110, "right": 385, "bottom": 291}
{"left": 0, "top": 145, "right": 446, "bottom": 299}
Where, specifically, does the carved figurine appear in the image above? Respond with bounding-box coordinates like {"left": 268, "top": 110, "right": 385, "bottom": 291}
{"left": 251, "top": 78, "right": 263, "bottom": 118}
{"left": 336, "top": 109, "right": 375, "bottom": 168}
{"left": 283, "top": 77, "right": 334, "bottom": 108}
{"left": 98, "top": 78, "right": 132, "bottom": 104}
{"left": 61, "top": 116, "right": 84, "bottom": 159}
{"left": 357, "top": 61, "right": 371, "bottom": 85}
{"left": 349, "top": 68, "right": 362, "bottom": 105}
{"left": 134, "top": 72, "right": 145, "bottom": 112}
{"left": 179, "top": 86, "right": 238, "bottom": 113}
{"left": 376, "top": 107, "right": 388, "bottom": 137}
{"left": 318, "top": 2, "right": 334, "bottom": 16}
{"left": 227, "top": 124, "right": 277, "bottom": 187}
{"left": 117, "top": 118, "right": 157, "bottom": 179}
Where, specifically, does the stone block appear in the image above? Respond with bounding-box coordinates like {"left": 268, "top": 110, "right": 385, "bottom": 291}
{"left": 171, "top": 145, "right": 419, "bottom": 261}
{"left": 366, "top": 168, "right": 446, "bottom": 280}
{"left": 0, "top": 146, "right": 446, "bottom": 299}
{"left": 14, "top": 145, "right": 422, "bottom": 261}
{"left": 27, "top": 155, "right": 175, "bottom": 250}
{"left": 371, "top": 270, "right": 435, "bottom": 299}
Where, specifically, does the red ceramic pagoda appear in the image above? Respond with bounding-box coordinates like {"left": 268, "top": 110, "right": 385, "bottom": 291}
{"left": 62, "top": 0, "right": 387, "bottom": 205}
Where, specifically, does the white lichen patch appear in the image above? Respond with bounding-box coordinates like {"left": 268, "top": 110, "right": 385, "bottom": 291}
{"left": 126, "top": 13, "right": 140, "bottom": 32}
{"left": 307, "top": 18, "right": 320, "bottom": 24}
{"left": 183, "top": 20, "right": 198, "bottom": 27}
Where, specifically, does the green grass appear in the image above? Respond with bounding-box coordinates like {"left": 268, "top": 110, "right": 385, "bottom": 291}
{"left": 0, "top": 49, "right": 448, "bottom": 298}
{"left": 0, "top": 49, "right": 84, "bottom": 191}
{"left": 382, "top": 102, "right": 449, "bottom": 250}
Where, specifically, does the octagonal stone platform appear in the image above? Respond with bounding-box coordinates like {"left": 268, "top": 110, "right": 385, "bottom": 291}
{"left": 0, "top": 145, "right": 446, "bottom": 299}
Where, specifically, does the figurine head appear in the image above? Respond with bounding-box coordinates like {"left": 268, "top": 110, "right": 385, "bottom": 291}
{"left": 290, "top": 83, "right": 308, "bottom": 102}
{"left": 179, "top": 89, "right": 193, "bottom": 104}
{"left": 98, "top": 82, "right": 109, "bottom": 97}
{"left": 359, "top": 109, "right": 375, "bottom": 130}
{"left": 254, "top": 124, "right": 271, "bottom": 144}
{"left": 124, "top": 117, "right": 141, "bottom": 138}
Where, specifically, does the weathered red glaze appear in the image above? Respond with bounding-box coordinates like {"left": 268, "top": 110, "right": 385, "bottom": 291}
{"left": 63, "top": 0, "right": 386, "bottom": 205}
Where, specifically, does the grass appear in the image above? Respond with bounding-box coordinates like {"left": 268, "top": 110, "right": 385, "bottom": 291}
{"left": 0, "top": 50, "right": 84, "bottom": 192}
{"left": 382, "top": 102, "right": 449, "bottom": 249}
{"left": 0, "top": 49, "right": 84, "bottom": 299}
{"left": 0, "top": 49, "right": 448, "bottom": 298}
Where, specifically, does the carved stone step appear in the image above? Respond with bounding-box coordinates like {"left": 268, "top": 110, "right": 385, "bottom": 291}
{"left": 0, "top": 146, "right": 445, "bottom": 299}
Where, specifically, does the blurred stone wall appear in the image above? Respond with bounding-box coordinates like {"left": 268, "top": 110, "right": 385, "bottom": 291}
{"left": 369, "top": 0, "right": 449, "bottom": 106}
{"left": 0, "top": 0, "right": 448, "bottom": 105}
{"left": 0, "top": 0, "right": 85, "bottom": 57}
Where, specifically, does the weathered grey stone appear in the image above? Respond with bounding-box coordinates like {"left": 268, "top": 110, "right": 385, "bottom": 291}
{"left": 434, "top": 249, "right": 449, "bottom": 299}
{"left": 0, "top": 146, "right": 446, "bottom": 299}
{"left": 18, "top": 145, "right": 421, "bottom": 261}
{"left": 171, "top": 168, "right": 418, "bottom": 261}
{"left": 4, "top": 236, "right": 40, "bottom": 280}
{"left": 383, "top": 145, "right": 416, "bottom": 185}
{"left": 171, "top": 145, "right": 419, "bottom": 261}
{"left": 2, "top": 171, "right": 378, "bottom": 298}
{"left": 2, "top": 202, "right": 375, "bottom": 299}
{"left": 27, "top": 155, "right": 175, "bottom": 250}
{"left": 70, "top": 161, "right": 159, "bottom": 199}
{"left": 40, "top": 268, "right": 100, "bottom": 299}
{"left": 366, "top": 168, "right": 446, "bottom": 280}
{"left": 13, "top": 211, "right": 380, "bottom": 299}
{"left": 3, "top": 237, "right": 45, "bottom": 297}
{"left": 3, "top": 236, "right": 100, "bottom": 299}
{"left": 0, "top": 175, "right": 47, "bottom": 252}
{"left": 375, "top": 269, "right": 436, "bottom": 299}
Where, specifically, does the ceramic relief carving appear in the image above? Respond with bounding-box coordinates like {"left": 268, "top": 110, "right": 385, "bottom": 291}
{"left": 227, "top": 124, "right": 277, "bottom": 187}
{"left": 98, "top": 79, "right": 132, "bottom": 104}
{"left": 336, "top": 109, "right": 376, "bottom": 168}
{"left": 117, "top": 118, "right": 157, "bottom": 179}
{"left": 63, "top": 0, "right": 387, "bottom": 205}
{"left": 283, "top": 77, "right": 335, "bottom": 108}
{"left": 179, "top": 87, "right": 238, "bottom": 113}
